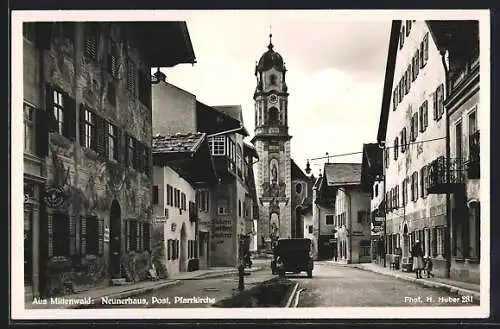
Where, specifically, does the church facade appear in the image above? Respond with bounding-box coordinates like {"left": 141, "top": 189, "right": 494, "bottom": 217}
{"left": 252, "top": 35, "right": 293, "bottom": 248}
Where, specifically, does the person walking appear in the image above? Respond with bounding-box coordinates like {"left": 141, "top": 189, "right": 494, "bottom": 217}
{"left": 411, "top": 240, "right": 424, "bottom": 279}
{"left": 424, "top": 256, "right": 434, "bottom": 278}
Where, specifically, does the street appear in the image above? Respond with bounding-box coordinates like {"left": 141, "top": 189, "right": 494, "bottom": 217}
{"left": 294, "top": 262, "right": 477, "bottom": 307}
{"left": 96, "top": 260, "right": 476, "bottom": 308}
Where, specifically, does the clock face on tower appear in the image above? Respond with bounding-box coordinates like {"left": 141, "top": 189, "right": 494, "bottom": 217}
{"left": 268, "top": 94, "right": 278, "bottom": 104}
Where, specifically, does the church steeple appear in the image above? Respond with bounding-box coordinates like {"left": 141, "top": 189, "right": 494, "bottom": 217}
{"left": 253, "top": 33, "right": 289, "bottom": 137}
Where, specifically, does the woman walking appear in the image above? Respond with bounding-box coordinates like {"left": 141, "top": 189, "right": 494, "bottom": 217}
{"left": 411, "top": 240, "right": 425, "bottom": 279}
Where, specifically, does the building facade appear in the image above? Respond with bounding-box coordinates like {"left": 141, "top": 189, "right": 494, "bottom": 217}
{"left": 429, "top": 21, "right": 481, "bottom": 283}
{"left": 378, "top": 20, "right": 449, "bottom": 276}
{"left": 22, "top": 21, "right": 195, "bottom": 298}
{"left": 252, "top": 35, "right": 292, "bottom": 249}
{"left": 312, "top": 173, "right": 336, "bottom": 260}
{"left": 151, "top": 133, "right": 217, "bottom": 277}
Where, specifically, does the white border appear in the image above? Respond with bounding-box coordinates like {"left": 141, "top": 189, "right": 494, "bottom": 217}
{"left": 11, "top": 9, "right": 491, "bottom": 320}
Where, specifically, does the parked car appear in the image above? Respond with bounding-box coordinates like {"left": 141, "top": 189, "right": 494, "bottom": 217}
{"left": 271, "top": 238, "right": 314, "bottom": 278}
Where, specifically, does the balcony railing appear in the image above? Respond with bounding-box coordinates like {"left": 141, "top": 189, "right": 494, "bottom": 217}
{"left": 467, "top": 130, "right": 480, "bottom": 179}
{"left": 427, "top": 156, "right": 466, "bottom": 194}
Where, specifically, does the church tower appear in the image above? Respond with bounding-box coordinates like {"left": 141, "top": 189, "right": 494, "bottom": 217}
{"left": 252, "top": 33, "right": 292, "bottom": 247}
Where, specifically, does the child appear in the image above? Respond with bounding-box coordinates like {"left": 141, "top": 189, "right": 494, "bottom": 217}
{"left": 424, "top": 256, "right": 434, "bottom": 278}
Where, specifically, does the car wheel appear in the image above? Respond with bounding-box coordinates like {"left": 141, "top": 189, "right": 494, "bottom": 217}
{"left": 307, "top": 270, "right": 313, "bottom": 278}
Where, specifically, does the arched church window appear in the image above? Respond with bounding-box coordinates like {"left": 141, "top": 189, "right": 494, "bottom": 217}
{"left": 270, "top": 74, "right": 277, "bottom": 86}
{"left": 268, "top": 107, "right": 279, "bottom": 124}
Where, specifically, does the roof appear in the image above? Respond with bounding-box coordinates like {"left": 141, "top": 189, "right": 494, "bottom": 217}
{"left": 291, "top": 159, "right": 309, "bottom": 181}
{"left": 212, "top": 105, "right": 244, "bottom": 124}
{"left": 323, "top": 163, "right": 362, "bottom": 187}
{"left": 152, "top": 132, "right": 205, "bottom": 154}
{"left": 377, "top": 20, "right": 401, "bottom": 144}
{"left": 361, "top": 143, "right": 383, "bottom": 192}
{"left": 243, "top": 140, "right": 259, "bottom": 159}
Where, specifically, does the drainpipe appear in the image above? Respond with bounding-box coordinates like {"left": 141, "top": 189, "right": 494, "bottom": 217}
{"left": 378, "top": 141, "right": 387, "bottom": 267}
{"left": 441, "top": 49, "right": 452, "bottom": 278}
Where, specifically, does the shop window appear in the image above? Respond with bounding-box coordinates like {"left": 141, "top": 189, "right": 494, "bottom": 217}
{"left": 326, "top": 215, "right": 334, "bottom": 225}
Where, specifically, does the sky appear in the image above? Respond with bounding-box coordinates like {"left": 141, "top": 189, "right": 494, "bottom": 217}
{"left": 160, "top": 11, "right": 392, "bottom": 176}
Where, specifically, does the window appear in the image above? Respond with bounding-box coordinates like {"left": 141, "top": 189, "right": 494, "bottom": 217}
{"left": 143, "top": 223, "right": 150, "bottom": 252}
{"left": 238, "top": 200, "right": 242, "bottom": 217}
{"left": 436, "top": 84, "right": 445, "bottom": 120}
{"left": 394, "top": 137, "right": 399, "bottom": 160}
{"left": 395, "top": 185, "right": 399, "bottom": 209}
{"left": 410, "top": 112, "right": 418, "bottom": 142}
{"left": 420, "top": 166, "right": 427, "bottom": 198}
{"left": 51, "top": 213, "right": 70, "bottom": 257}
{"left": 270, "top": 74, "right": 277, "bottom": 85}
{"left": 181, "top": 193, "right": 186, "bottom": 211}
{"left": 198, "top": 190, "right": 209, "bottom": 212}
{"left": 174, "top": 188, "right": 180, "bottom": 208}
{"left": 107, "top": 123, "right": 118, "bottom": 161}
{"left": 218, "top": 206, "right": 228, "bottom": 215}
{"left": 405, "top": 66, "right": 411, "bottom": 94}
{"left": 24, "top": 103, "right": 35, "bottom": 153}
{"left": 402, "top": 178, "right": 408, "bottom": 206}
{"left": 84, "top": 108, "right": 96, "bottom": 149}
{"left": 398, "top": 79, "right": 404, "bottom": 103}
{"left": 308, "top": 225, "right": 313, "bottom": 234}
{"left": 401, "top": 127, "right": 407, "bottom": 153}
{"left": 153, "top": 186, "right": 159, "bottom": 205}
{"left": 53, "top": 90, "right": 65, "bottom": 135}
{"left": 209, "top": 136, "right": 226, "bottom": 156}
{"left": 411, "top": 171, "right": 419, "bottom": 202}
{"left": 127, "top": 59, "right": 136, "bottom": 95}
{"left": 419, "top": 100, "right": 428, "bottom": 132}
{"left": 236, "top": 145, "right": 243, "bottom": 175}
{"left": 326, "top": 215, "right": 334, "bottom": 225}
{"left": 295, "top": 183, "right": 303, "bottom": 194}
{"left": 469, "top": 110, "right": 477, "bottom": 134}
{"left": 374, "top": 184, "right": 378, "bottom": 197}
{"left": 127, "top": 135, "right": 136, "bottom": 168}
{"left": 420, "top": 33, "right": 429, "bottom": 68}
{"left": 138, "top": 70, "right": 151, "bottom": 108}
{"left": 357, "top": 211, "right": 367, "bottom": 223}
{"left": 167, "top": 185, "right": 173, "bottom": 206}
{"left": 84, "top": 24, "right": 98, "bottom": 60}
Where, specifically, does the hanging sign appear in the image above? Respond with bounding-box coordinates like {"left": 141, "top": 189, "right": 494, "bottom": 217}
{"left": 44, "top": 187, "right": 66, "bottom": 209}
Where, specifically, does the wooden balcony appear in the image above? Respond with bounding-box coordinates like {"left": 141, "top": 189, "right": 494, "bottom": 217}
{"left": 427, "top": 156, "right": 466, "bottom": 194}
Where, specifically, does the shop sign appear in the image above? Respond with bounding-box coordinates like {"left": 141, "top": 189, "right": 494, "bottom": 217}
{"left": 373, "top": 216, "right": 385, "bottom": 224}
{"left": 44, "top": 187, "right": 66, "bottom": 209}
{"left": 152, "top": 216, "right": 167, "bottom": 224}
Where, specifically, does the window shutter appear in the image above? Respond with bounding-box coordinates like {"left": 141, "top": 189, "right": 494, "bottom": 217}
{"left": 124, "top": 220, "right": 129, "bottom": 252}
{"left": 63, "top": 94, "right": 76, "bottom": 140}
{"left": 424, "top": 101, "right": 428, "bottom": 128}
{"left": 438, "top": 83, "right": 444, "bottom": 117}
{"left": 115, "top": 126, "right": 122, "bottom": 163}
{"left": 419, "top": 42, "right": 424, "bottom": 68}
{"left": 414, "top": 113, "right": 419, "bottom": 139}
{"left": 98, "top": 217, "right": 104, "bottom": 255}
{"left": 35, "top": 108, "right": 49, "bottom": 157}
{"left": 145, "top": 146, "right": 151, "bottom": 176}
{"left": 45, "top": 84, "right": 57, "bottom": 133}
{"left": 419, "top": 106, "right": 423, "bottom": 132}
{"left": 134, "top": 139, "right": 140, "bottom": 170}
{"left": 96, "top": 115, "right": 105, "bottom": 156}
{"left": 432, "top": 91, "right": 438, "bottom": 120}
{"left": 103, "top": 120, "right": 109, "bottom": 159}
{"left": 80, "top": 216, "right": 87, "bottom": 255}
{"left": 424, "top": 33, "right": 429, "bottom": 62}
{"left": 79, "top": 105, "right": 86, "bottom": 147}
{"left": 69, "top": 215, "right": 76, "bottom": 255}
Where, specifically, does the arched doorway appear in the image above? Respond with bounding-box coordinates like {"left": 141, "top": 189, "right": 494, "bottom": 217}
{"left": 109, "top": 200, "right": 121, "bottom": 279}
{"left": 179, "top": 223, "right": 187, "bottom": 272}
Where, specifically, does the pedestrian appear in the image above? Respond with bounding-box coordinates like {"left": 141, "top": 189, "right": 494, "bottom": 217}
{"left": 411, "top": 240, "right": 424, "bottom": 279}
{"left": 424, "top": 256, "right": 434, "bottom": 278}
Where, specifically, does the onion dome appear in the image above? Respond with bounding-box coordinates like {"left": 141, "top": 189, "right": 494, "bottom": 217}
{"left": 256, "top": 33, "right": 286, "bottom": 72}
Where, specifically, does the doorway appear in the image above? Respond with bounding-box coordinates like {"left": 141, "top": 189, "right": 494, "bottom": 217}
{"left": 402, "top": 224, "right": 409, "bottom": 259}
{"left": 109, "top": 200, "right": 121, "bottom": 279}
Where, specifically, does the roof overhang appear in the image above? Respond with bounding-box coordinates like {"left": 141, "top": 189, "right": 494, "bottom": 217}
{"left": 124, "top": 21, "right": 196, "bottom": 67}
